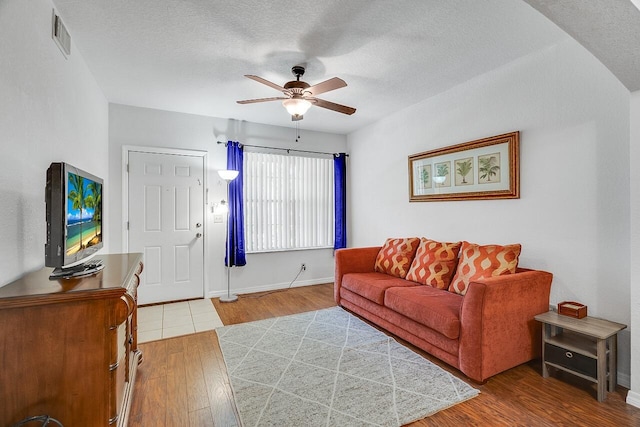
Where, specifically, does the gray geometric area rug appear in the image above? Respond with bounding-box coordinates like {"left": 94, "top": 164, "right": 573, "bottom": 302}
{"left": 216, "top": 307, "right": 479, "bottom": 426}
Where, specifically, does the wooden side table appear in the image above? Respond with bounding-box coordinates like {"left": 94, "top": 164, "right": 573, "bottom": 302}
{"left": 534, "top": 311, "right": 626, "bottom": 402}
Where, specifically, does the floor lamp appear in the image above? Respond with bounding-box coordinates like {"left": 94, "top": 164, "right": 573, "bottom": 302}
{"left": 218, "top": 169, "right": 239, "bottom": 302}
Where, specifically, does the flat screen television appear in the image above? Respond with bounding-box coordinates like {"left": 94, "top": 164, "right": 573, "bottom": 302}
{"left": 45, "top": 162, "right": 104, "bottom": 279}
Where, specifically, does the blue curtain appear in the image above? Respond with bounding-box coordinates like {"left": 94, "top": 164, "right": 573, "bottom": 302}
{"left": 226, "top": 141, "right": 247, "bottom": 266}
{"left": 334, "top": 153, "right": 347, "bottom": 249}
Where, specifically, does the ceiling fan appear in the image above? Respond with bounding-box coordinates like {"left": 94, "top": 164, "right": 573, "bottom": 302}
{"left": 237, "top": 66, "right": 356, "bottom": 121}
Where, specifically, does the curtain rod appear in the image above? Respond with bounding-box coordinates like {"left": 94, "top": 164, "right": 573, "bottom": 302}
{"left": 216, "top": 141, "right": 348, "bottom": 157}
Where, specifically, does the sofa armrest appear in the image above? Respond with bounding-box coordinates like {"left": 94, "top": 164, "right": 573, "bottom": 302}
{"left": 458, "top": 269, "right": 553, "bottom": 382}
{"left": 334, "top": 246, "right": 381, "bottom": 303}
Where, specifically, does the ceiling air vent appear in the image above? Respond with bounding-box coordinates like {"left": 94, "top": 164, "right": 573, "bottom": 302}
{"left": 51, "top": 10, "right": 71, "bottom": 57}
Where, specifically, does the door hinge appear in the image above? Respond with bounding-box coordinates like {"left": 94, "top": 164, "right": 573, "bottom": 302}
{"left": 126, "top": 221, "right": 129, "bottom": 230}
{"left": 126, "top": 164, "right": 129, "bottom": 173}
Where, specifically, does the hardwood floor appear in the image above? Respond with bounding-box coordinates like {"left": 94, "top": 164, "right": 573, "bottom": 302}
{"left": 130, "top": 284, "right": 640, "bottom": 426}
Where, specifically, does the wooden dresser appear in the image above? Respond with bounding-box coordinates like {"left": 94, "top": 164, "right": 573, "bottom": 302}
{"left": 0, "top": 253, "right": 143, "bottom": 427}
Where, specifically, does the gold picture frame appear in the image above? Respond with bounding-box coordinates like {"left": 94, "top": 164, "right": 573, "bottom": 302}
{"left": 408, "top": 131, "right": 519, "bottom": 202}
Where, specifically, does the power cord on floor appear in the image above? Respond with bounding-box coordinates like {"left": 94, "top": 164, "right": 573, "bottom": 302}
{"left": 245, "top": 264, "right": 305, "bottom": 299}
{"left": 12, "top": 415, "right": 63, "bottom": 427}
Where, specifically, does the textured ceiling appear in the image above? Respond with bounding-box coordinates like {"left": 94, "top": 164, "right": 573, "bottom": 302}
{"left": 50, "top": 0, "right": 636, "bottom": 135}
{"left": 524, "top": 0, "right": 640, "bottom": 91}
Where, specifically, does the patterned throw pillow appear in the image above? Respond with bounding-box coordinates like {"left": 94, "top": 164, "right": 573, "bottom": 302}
{"left": 448, "top": 241, "right": 521, "bottom": 295}
{"left": 374, "top": 238, "right": 420, "bottom": 279}
{"left": 406, "top": 238, "right": 462, "bottom": 289}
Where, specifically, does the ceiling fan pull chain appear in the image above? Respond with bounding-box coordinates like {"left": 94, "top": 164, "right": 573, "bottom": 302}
{"left": 295, "top": 122, "right": 301, "bottom": 143}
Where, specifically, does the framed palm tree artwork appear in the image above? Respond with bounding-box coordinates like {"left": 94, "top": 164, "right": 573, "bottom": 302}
{"left": 434, "top": 161, "right": 451, "bottom": 187}
{"left": 408, "top": 131, "right": 519, "bottom": 201}
{"left": 478, "top": 153, "right": 501, "bottom": 184}
{"left": 454, "top": 158, "right": 473, "bottom": 186}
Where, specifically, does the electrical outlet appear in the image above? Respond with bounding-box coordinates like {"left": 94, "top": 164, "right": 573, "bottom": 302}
{"left": 301, "top": 263, "right": 306, "bottom": 271}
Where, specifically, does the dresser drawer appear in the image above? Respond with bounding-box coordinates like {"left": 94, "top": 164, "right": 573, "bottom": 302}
{"left": 545, "top": 343, "right": 597, "bottom": 378}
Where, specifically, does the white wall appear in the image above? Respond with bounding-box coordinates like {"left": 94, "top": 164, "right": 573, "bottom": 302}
{"left": 629, "top": 90, "right": 640, "bottom": 407}
{"left": 347, "top": 38, "right": 632, "bottom": 385}
{"left": 108, "top": 104, "right": 347, "bottom": 298}
{"left": 0, "top": 0, "right": 109, "bottom": 286}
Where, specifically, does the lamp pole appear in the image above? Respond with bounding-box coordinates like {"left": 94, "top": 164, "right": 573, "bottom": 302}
{"left": 218, "top": 169, "right": 239, "bottom": 302}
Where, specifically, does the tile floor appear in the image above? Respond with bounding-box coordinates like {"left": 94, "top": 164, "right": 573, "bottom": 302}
{"left": 137, "top": 299, "right": 224, "bottom": 343}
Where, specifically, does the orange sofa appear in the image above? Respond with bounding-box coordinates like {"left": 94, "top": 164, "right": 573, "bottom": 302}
{"left": 334, "top": 245, "right": 553, "bottom": 383}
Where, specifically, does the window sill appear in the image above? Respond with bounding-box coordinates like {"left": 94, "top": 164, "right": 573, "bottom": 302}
{"left": 246, "top": 246, "right": 334, "bottom": 255}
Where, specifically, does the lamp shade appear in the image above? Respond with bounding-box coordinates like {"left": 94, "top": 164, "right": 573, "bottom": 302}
{"left": 218, "top": 169, "right": 239, "bottom": 181}
{"left": 282, "top": 98, "right": 312, "bottom": 116}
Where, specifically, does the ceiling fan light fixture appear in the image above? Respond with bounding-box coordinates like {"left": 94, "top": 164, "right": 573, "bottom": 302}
{"left": 238, "top": 67, "right": 355, "bottom": 121}
{"left": 282, "top": 98, "right": 312, "bottom": 117}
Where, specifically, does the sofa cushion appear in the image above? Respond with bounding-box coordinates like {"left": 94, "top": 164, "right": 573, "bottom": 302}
{"left": 384, "top": 286, "right": 463, "bottom": 339}
{"left": 374, "top": 237, "right": 420, "bottom": 279}
{"left": 448, "top": 241, "right": 521, "bottom": 295}
{"left": 341, "top": 272, "right": 417, "bottom": 305}
{"left": 406, "top": 238, "right": 462, "bottom": 289}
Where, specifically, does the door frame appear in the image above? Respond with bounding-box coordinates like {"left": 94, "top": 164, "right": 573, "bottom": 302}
{"left": 122, "top": 145, "right": 209, "bottom": 299}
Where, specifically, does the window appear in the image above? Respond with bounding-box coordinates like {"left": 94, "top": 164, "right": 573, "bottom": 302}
{"left": 244, "top": 152, "right": 334, "bottom": 252}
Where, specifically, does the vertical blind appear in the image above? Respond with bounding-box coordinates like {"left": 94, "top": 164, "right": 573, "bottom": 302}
{"left": 244, "top": 152, "right": 334, "bottom": 252}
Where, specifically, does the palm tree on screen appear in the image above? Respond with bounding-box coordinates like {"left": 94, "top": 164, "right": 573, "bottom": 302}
{"left": 68, "top": 174, "right": 86, "bottom": 220}
{"left": 86, "top": 181, "right": 102, "bottom": 239}
{"left": 68, "top": 174, "right": 86, "bottom": 248}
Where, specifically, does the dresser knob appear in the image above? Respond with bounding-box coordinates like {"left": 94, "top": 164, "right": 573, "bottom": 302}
{"left": 565, "top": 351, "right": 573, "bottom": 358}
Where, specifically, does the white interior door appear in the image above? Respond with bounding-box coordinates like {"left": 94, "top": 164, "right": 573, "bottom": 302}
{"left": 128, "top": 151, "right": 205, "bottom": 305}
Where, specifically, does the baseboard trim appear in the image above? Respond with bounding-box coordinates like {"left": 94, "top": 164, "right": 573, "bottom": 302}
{"left": 207, "top": 277, "right": 333, "bottom": 298}
{"left": 617, "top": 372, "right": 631, "bottom": 389}
{"left": 627, "top": 390, "right": 640, "bottom": 408}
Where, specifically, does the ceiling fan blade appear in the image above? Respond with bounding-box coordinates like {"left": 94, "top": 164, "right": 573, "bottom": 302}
{"left": 306, "top": 77, "right": 347, "bottom": 96}
{"left": 310, "top": 98, "right": 356, "bottom": 115}
{"left": 245, "top": 75, "right": 287, "bottom": 93}
{"left": 237, "top": 97, "right": 287, "bottom": 104}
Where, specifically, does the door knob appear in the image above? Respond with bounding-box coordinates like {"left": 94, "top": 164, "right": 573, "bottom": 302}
{"left": 196, "top": 233, "right": 202, "bottom": 238}
{"left": 196, "top": 223, "right": 202, "bottom": 228}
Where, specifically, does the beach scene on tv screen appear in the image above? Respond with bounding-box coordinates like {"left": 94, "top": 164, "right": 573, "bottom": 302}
{"left": 66, "top": 171, "right": 102, "bottom": 256}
